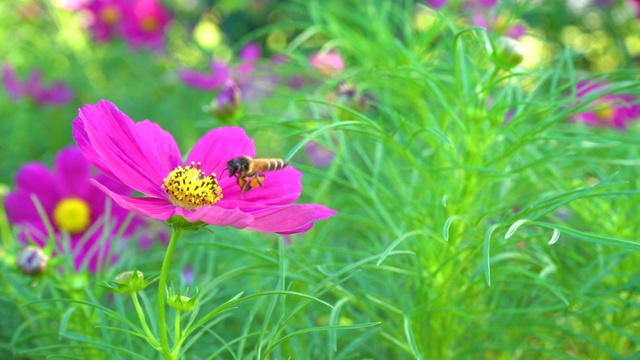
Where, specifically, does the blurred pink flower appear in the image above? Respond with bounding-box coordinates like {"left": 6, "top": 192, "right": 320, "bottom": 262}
{"left": 2, "top": 64, "right": 74, "bottom": 106}
{"left": 72, "top": 100, "right": 337, "bottom": 234}
{"left": 470, "top": 11, "right": 526, "bottom": 38}
{"left": 81, "top": 0, "right": 128, "bottom": 42}
{"left": 4, "top": 146, "right": 141, "bottom": 272}
{"left": 570, "top": 80, "right": 640, "bottom": 130}
{"left": 121, "top": 0, "right": 172, "bottom": 50}
{"left": 309, "top": 50, "right": 344, "bottom": 77}
{"left": 53, "top": 0, "right": 91, "bottom": 10}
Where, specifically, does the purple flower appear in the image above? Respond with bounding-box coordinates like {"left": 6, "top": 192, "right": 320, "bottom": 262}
{"left": 179, "top": 43, "right": 262, "bottom": 92}
{"left": 304, "top": 141, "right": 335, "bottom": 167}
{"left": 570, "top": 80, "right": 640, "bottom": 130}
{"left": 121, "top": 0, "right": 172, "bottom": 51}
{"left": 424, "top": 0, "right": 448, "bottom": 9}
{"left": 179, "top": 61, "right": 230, "bottom": 91}
{"left": 2, "top": 64, "right": 74, "bottom": 106}
{"left": 179, "top": 43, "right": 280, "bottom": 103}
{"left": 72, "top": 100, "right": 337, "bottom": 234}
{"left": 209, "top": 80, "right": 242, "bottom": 121}
{"left": 4, "top": 146, "right": 141, "bottom": 272}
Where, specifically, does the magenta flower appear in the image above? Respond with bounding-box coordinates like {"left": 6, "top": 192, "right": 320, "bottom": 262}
{"left": 72, "top": 100, "right": 337, "bottom": 234}
{"left": 4, "top": 146, "right": 141, "bottom": 272}
{"left": 570, "top": 80, "right": 640, "bottom": 130}
{"left": 2, "top": 64, "right": 74, "bottom": 106}
{"left": 309, "top": 50, "right": 345, "bottom": 77}
{"left": 121, "top": 0, "right": 172, "bottom": 50}
{"left": 80, "top": 0, "right": 128, "bottom": 42}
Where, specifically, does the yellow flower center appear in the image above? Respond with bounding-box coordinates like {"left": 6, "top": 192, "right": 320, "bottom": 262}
{"left": 99, "top": 5, "right": 120, "bottom": 25}
{"left": 53, "top": 197, "right": 91, "bottom": 234}
{"left": 594, "top": 102, "right": 615, "bottom": 122}
{"left": 140, "top": 16, "right": 158, "bottom": 33}
{"left": 162, "top": 162, "right": 223, "bottom": 210}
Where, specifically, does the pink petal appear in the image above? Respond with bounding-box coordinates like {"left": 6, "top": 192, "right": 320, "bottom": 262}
{"left": 135, "top": 120, "right": 182, "bottom": 174}
{"left": 178, "top": 206, "right": 254, "bottom": 228}
{"left": 73, "top": 100, "right": 171, "bottom": 199}
{"left": 13, "top": 163, "right": 60, "bottom": 213}
{"left": 185, "top": 126, "right": 255, "bottom": 179}
{"left": 218, "top": 166, "right": 302, "bottom": 206}
{"left": 54, "top": 146, "right": 91, "bottom": 198}
{"left": 244, "top": 204, "right": 337, "bottom": 234}
{"left": 18, "top": 222, "right": 49, "bottom": 247}
{"left": 90, "top": 178, "right": 176, "bottom": 220}
{"left": 4, "top": 192, "right": 51, "bottom": 228}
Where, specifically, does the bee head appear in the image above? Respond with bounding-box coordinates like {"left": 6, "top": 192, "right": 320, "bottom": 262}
{"left": 226, "top": 156, "right": 250, "bottom": 178}
{"left": 226, "top": 159, "right": 239, "bottom": 177}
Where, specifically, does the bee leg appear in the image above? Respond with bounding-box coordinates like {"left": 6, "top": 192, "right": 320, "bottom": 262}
{"left": 255, "top": 175, "right": 265, "bottom": 187}
{"left": 242, "top": 177, "right": 254, "bottom": 193}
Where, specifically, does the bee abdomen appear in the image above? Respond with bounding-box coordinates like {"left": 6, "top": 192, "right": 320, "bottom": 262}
{"left": 260, "top": 158, "right": 288, "bottom": 172}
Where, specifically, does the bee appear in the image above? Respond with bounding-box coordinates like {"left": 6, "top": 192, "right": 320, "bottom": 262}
{"left": 226, "top": 156, "right": 289, "bottom": 193}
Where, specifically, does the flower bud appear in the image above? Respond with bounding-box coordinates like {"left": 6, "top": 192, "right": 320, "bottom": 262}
{"left": 167, "top": 287, "right": 199, "bottom": 312}
{"left": 102, "top": 269, "right": 157, "bottom": 295}
{"left": 491, "top": 36, "right": 524, "bottom": 69}
{"left": 17, "top": 246, "right": 49, "bottom": 276}
{"left": 168, "top": 294, "right": 197, "bottom": 312}
{"left": 209, "top": 81, "right": 241, "bottom": 121}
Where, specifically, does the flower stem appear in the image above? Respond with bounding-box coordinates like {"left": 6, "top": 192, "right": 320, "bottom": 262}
{"left": 158, "top": 227, "right": 181, "bottom": 359}
{"left": 171, "top": 310, "right": 182, "bottom": 358}
{"left": 131, "top": 292, "right": 159, "bottom": 349}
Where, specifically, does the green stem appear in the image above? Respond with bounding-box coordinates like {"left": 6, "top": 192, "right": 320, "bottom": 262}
{"left": 131, "top": 292, "right": 159, "bottom": 348}
{"left": 158, "top": 227, "right": 181, "bottom": 359}
{"left": 171, "top": 310, "right": 182, "bottom": 358}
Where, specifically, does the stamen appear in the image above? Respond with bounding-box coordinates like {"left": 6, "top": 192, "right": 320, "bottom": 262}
{"left": 162, "top": 162, "right": 223, "bottom": 210}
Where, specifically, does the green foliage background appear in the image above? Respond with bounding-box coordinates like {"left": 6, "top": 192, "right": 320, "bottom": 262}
{"left": 1, "top": 0, "right": 640, "bottom": 358}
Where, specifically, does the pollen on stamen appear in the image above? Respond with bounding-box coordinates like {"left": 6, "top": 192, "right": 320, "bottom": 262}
{"left": 162, "top": 161, "right": 223, "bottom": 210}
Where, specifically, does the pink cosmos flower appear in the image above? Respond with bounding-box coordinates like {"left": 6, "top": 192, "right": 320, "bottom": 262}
{"left": 570, "top": 80, "right": 640, "bottom": 130}
{"left": 121, "top": 0, "right": 172, "bottom": 50}
{"left": 2, "top": 64, "right": 74, "bottom": 106}
{"left": 309, "top": 50, "right": 345, "bottom": 77}
{"left": 72, "top": 100, "right": 337, "bottom": 235}
{"left": 80, "top": 0, "right": 128, "bottom": 42}
{"left": 4, "top": 146, "right": 141, "bottom": 272}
